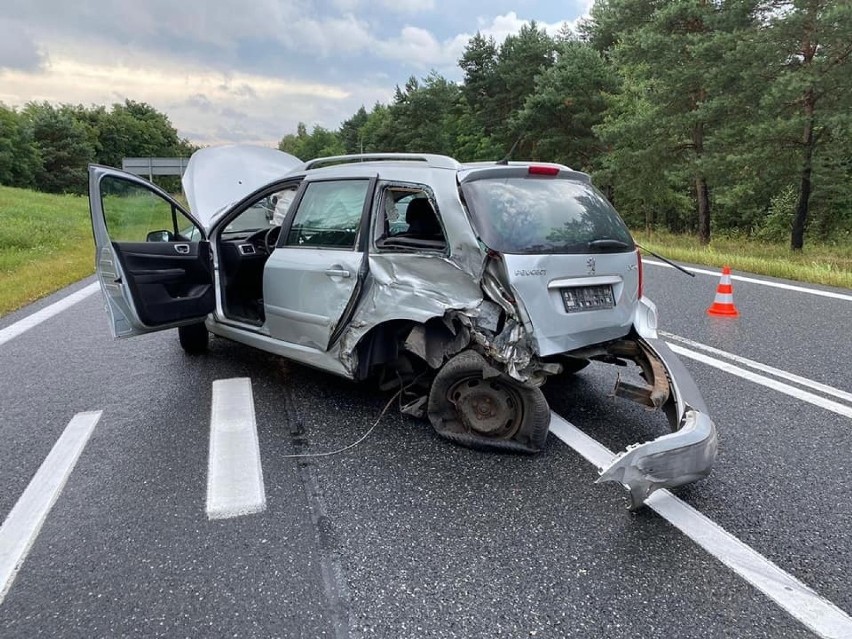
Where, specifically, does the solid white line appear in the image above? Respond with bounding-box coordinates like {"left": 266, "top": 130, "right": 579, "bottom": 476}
{"left": 0, "top": 283, "right": 99, "bottom": 348}
{"left": 668, "top": 344, "right": 852, "bottom": 419}
{"left": 662, "top": 332, "right": 852, "bottom": 405}
{"left": 206, "top": 378, "right": 266, "bottom": 520}
{"left": 548, "top": 413, "right": 852, "bottom": 639}
{"left": 0, "top": 411, "right": 102, "bottom": 605}
{"left": 643, "top": 259, "right": 852, "bottom": 302}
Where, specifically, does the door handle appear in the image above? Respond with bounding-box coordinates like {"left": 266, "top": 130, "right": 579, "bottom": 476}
{"left": 174, "top": 244, "right": 190, "bottom": 255}
{"left": 324, "top": 268, "right": 351, "bottom": 278}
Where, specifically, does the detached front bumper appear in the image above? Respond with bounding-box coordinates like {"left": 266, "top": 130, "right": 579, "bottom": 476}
{"left": 597, "top": 336, "right": 718, "bottom": 508}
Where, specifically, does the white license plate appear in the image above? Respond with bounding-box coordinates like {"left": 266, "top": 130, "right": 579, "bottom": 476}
{"left": 561, "top": 285, "right": 615, "bottom": 313}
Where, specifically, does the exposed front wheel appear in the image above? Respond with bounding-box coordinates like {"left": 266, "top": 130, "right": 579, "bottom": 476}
{"left": 427, "top": 350, "right": 550, "bottom": 454}
{"left": 178, "top": 322, "right": 209, "bottom": 355}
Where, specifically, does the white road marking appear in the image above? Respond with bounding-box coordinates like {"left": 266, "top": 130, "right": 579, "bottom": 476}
{"left": 668, "top": 344, "right": 852, "bottom": 419}
{"left": 0, "top": 283, "right": 99, "bottom": 348}
{"left": 0, "top": 411, "right": 102, "bottom": 605}
{"left": 549, "top": 413, "right": 852, "bottom": 639}
{"left": 206, "top": 378, "right": 266, "bottom": 520}
{"left": 663, "top": 332, "right": 852, "bottom": 405}
{"left": 643, "top": 259, "right": 852, "bottom": 302}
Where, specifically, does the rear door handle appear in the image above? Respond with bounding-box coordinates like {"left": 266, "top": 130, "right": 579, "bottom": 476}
{"left": 324, "top": 268, "right": 350, "bottom": 278}
{"left": 174, "top": 244, "right": 190, "bottom": 255}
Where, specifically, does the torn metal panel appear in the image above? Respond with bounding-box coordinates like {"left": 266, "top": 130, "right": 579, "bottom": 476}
{"left": 403, "top": 321, "right": 470, "bottom": 369}
{"left": 336, "top": 253, "right": 483, "bottom": 375}
{"left": 597, "top": 336, "right": 718, "bottom": 509}
{"left": 598, "top": 408, "right": 717, "bottom": 509}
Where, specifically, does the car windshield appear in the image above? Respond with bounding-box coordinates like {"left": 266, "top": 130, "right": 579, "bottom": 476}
{"left": 221, "top": 202, "right": 274, "bottom": 234}
{"left": 461, "top": 177, "right": 634, "bottom": 254}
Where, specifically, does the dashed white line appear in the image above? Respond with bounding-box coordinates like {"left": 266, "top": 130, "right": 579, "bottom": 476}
{"left": 206, "top": 378, "right": 266, "bottom": 520}
{"left": 663, "top": 332, "right": 852, "bottom": 405}
{"left": 0, "top": 411, "right": 102, "bottom": 605}
{"left": 0, "top": 283, "right": 99, "bottom": 348}
{"left": 668, "top": 343, "right": 852, "bottom": 419}
{"left": 549, "top": 412, "right": 852, "bottom": 639}
{"left": 643, "top": 259, "right": 852, "bottom": 302}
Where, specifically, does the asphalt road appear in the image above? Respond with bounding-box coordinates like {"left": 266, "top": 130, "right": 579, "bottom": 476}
{"left": 0, "top": 263, "right": 850, "bottom": 638}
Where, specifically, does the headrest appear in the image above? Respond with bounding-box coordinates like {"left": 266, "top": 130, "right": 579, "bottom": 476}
{"left": 405, "top": 198, "right": 442, "bottom": 236}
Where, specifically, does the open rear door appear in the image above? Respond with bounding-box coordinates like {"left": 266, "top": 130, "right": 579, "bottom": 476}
{"left": 88, "top": 165, "right": 215, "bottom": 338}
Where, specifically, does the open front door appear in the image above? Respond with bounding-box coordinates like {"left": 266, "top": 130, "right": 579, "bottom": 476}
{"left": 89, "top": 165, "right": 215, "bottom": 338}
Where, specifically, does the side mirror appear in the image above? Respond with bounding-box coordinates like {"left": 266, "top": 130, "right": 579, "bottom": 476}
{"left": 146, "top": 230, "right": 175, "bottom": 242}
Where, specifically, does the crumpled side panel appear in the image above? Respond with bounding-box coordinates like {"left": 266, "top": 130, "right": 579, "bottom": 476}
{"left": 336, "top": 253, "right": 483, "bottom": 375}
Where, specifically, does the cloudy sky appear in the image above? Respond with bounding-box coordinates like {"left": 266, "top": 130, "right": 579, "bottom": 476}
{"left": 0, "top": 0, "right": 592, "bottom": 147}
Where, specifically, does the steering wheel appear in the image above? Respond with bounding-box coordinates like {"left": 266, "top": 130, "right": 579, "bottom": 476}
{"left": 264, "top": 225, "right": 281, "bottom": 254}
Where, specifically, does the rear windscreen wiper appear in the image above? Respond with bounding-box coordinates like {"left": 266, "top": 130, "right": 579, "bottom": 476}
{"left": 587, "top": 238, "right": 631, "bottom": 250}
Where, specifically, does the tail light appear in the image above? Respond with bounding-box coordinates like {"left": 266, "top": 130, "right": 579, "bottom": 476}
{"left": 637, "top": 250, "right": 644, "bottom": 299}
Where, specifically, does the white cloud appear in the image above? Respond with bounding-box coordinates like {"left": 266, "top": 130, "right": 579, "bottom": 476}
{"left": 0, "top": 49, "right": 351, "bottom": 146}
{"left": 288, "top": 14, "right": 375, "bottom": 56}
{"left": 330, "top": 0, "right": 435, "bottom": 13}
{"left": 370, "top": 11, "right": 578, "bottom": 73}
{"left": 380, "top": 0, "right": 436, "bottom": 13}
{"left": 331, "top": 0, "right": 362, "bottom": 11}
{"left": 375, "top": 26, "right": 457, "bottom": 68}
{"left": 476, "top": 11, "right": 569, "bottom": 43}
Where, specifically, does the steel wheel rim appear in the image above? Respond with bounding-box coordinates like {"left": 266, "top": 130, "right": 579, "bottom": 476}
{"left": 447, "top": 376, "right": 524, "bottom": 439}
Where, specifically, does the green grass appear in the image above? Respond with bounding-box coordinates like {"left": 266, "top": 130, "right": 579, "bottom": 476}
{"left": 0, "top": 185, "right": 95, "bottom": 317}
{"left": 632, "top": 229, "right": 852, "bottom": 289}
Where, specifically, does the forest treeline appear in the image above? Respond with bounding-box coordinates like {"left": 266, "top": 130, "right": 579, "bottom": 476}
{"left": 279, "top": 0, "right": 851, "bottom": 250}
{"left": 0, "top": 100, "right": 196, "bottom": 196}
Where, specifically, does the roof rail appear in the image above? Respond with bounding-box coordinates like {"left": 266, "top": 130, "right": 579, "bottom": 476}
{"left": 301, "top": 153, "right": 460, "bottom": 171}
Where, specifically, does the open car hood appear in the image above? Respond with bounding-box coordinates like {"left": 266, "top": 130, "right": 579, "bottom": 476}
{"left": 182, "top": 145, "right": 302, "bottom": 230}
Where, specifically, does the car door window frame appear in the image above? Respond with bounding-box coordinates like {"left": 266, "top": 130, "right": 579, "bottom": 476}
{"left": 212, "top": 177, "right": 305, "bottom": 236}
{"left": 372, "top": 181, "right": 448, "bottom": 255}
{"left": 276, "top": 176, "right": 377, "bottom": 252}
{"left": 96, "top": 169, "right": 205, "bottom": 242}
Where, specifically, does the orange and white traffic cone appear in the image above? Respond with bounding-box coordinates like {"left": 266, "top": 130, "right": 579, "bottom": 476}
{"left": 707, "top": 266, "right": 739, "bottom": 317}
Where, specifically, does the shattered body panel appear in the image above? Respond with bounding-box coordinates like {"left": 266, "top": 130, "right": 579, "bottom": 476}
{"left": 337, "top": 252, "right": 483, "bottom": 375}
{"left": 594, "top": 299, "right": 718, "bottom": 507}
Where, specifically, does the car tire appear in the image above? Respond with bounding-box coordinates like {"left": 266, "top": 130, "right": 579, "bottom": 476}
{"left": 427, "top": 350, "right": 550, "bottom": 454}
{"left": 178, "top": 322, "right": 209, "bottom": 355}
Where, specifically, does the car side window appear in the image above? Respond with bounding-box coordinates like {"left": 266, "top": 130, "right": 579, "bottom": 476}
{"left": 374, "top": 185, "right": 446, "bottom": 252}
{"left": 284, "top": 180, "right": 369, "bottom": 249}
{"left": 100, "top": 175, "right": 199, "bottom": 242}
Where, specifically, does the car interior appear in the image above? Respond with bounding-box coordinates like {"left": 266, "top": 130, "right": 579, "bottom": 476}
{"left": 217, "top": 184, "right": 448, "bottom": 327}
{"left": 375, "top": 188, "right": 447, "bottom": 252}
{"left": 216, "top": 187, "right": 295, "bottom": 325}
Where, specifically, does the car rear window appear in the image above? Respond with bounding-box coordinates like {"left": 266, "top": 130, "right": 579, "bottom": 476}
{"left": 461, "top": 177, "right": 634, "bottom": 254}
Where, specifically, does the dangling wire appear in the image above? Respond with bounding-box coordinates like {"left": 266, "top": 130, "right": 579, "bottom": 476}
{"left": 282, "top": 372, "right": 427, "bottom": 459}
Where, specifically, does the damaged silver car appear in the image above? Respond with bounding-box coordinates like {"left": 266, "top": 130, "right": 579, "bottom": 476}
{"left": 88, "top": 145, "right": 717, "bottom": 508}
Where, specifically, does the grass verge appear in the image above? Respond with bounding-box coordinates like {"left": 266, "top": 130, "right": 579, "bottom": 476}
{"left": 632, "top": 230, "right": 852, "bottom": 290}
{"left": 0, "top": 186, "right": 94, "bottom": 317}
